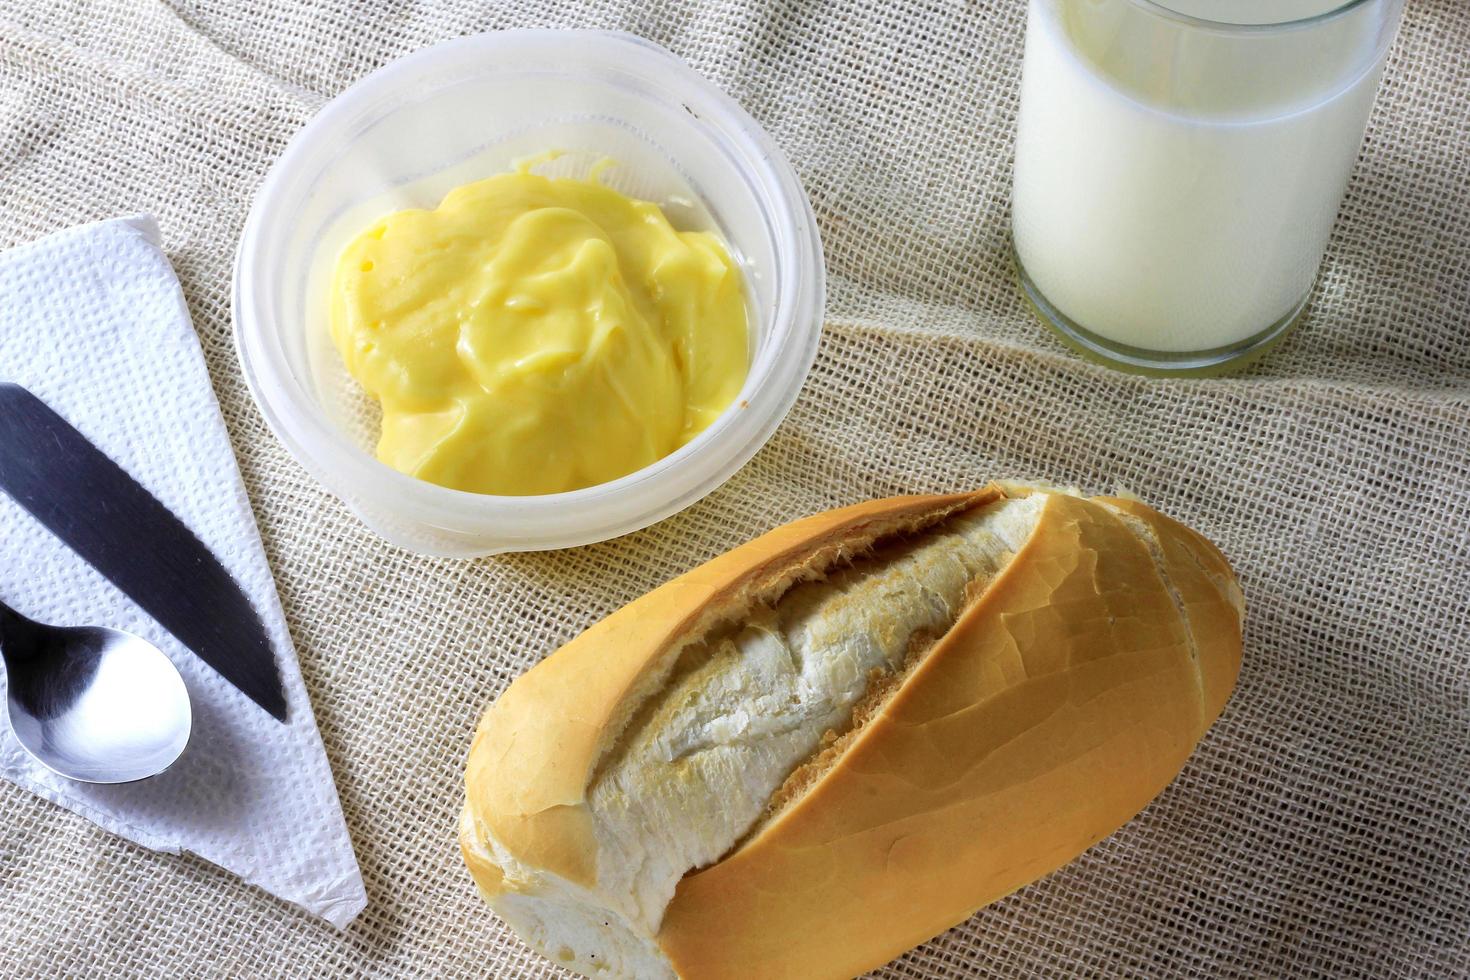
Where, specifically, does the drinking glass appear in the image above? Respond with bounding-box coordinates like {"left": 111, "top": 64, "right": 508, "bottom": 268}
{"left": 1011, "top": 0, "right": 1406, "bottom": 375}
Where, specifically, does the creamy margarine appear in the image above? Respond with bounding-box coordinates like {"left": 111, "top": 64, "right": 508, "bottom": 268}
{"left": 330, "top": 159, "right": 749, "bottom": 496}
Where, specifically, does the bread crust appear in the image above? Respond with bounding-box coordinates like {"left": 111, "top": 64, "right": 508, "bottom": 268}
{"left": 461, "top": 486, "right": 1242, "bottom": 979}
{"left": 656, "top": 490, "right": 1241, "bottom": 979}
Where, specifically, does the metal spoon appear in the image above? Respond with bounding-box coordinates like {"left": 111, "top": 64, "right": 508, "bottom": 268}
{"left": 0, "top": 599, "right": 191, "bottom": 783}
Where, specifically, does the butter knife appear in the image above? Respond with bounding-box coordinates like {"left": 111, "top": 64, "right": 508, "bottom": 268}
{"left": 0, "top": 383, "right": 287, "bottom": 721}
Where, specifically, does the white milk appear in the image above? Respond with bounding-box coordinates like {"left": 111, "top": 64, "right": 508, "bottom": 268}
{"left": 1012, "top": 0, "right": 1398, "bottom": 354}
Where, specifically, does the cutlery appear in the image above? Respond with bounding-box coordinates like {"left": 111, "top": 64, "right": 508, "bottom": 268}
{"left": 0, "top": 383, "right": 286, "bottom": 720}
{"left": 1, "top": 598, "right": 191, "bottom": 783}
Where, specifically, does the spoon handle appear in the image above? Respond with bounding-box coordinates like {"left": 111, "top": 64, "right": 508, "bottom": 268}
{"left": 0, "top": 598, "right": 39, "bottom": 664}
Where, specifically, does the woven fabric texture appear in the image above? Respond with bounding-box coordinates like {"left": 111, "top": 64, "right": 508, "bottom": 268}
{"left": 2, "top": 1, "right": 1467, "bottom": 977}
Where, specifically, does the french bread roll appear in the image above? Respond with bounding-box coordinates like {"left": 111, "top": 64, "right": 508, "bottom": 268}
{"left": 461, "top": 484, "right": 1243, "bottom": 979}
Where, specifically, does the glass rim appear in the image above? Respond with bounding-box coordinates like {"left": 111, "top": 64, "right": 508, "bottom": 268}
{"left": 1129, "top": 0, "right": 1377, "bottom": 32}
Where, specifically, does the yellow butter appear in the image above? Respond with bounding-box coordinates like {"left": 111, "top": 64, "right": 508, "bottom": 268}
{"left": 330, "top": 160, "right": 750, "bottom": 496}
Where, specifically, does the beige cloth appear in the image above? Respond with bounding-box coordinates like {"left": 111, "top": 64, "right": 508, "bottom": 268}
{"left": 2, "top": 1, "right": 1467, "bottom": 977}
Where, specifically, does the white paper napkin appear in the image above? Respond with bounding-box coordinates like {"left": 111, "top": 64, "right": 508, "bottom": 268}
{"left": 0, "top": 215, "right": 366, "bottom": 928}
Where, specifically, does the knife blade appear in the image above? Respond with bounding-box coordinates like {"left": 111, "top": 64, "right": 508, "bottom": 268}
{"left": 0, "top": 382, "right": 287, "bottom": 721}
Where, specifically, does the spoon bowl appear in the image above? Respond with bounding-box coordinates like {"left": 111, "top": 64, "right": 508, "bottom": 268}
{"left": 1, "top": 601, "right": 191, "bottom": 783}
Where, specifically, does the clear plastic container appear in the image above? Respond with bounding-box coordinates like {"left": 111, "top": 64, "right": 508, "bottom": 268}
{"left": 233, "top": 30, "right": 824, "bottom": 557}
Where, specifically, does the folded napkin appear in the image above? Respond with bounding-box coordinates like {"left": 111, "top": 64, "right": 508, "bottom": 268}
{"left": 0, "top": 215, "right": 366, "bottom": 928}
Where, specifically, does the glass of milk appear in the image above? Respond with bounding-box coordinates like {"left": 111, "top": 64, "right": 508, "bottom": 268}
{"left": 1011, "top": 0, "right": 1405, "bottom": 374}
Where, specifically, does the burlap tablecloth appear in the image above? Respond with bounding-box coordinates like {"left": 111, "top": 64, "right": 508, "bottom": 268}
{"left": 2, "top": 1, "right": 1467, "bottom": 976}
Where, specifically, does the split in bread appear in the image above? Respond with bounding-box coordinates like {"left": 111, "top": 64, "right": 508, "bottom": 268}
{"left": 461, "top": 483, "right": 1243, "bottom": 979}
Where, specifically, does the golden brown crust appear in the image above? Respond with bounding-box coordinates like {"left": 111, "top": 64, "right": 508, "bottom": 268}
{"left": 458, "top": 803, "right": 503, "bottom": 898}
{"left": 461, "top": 486, "right": 1243, "bottom": 979}
{"left": 1097, "top": 497, "right": 1243, "bottom": 724}
{"left": 655, "top": 492, "right": 1241, "bottom": 980}
{"left": 464, "top": 488, "right": 1002, "bottom": 892}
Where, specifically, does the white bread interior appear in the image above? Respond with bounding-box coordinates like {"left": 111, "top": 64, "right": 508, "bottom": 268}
{"left": 461, "top": 486, "right": 1243, "bottom": 979}
{"left": 588, "top": 495, "right": 1045, "bottom": 931}
{"left": 464, "top": 493, "right": 1043, "bottom": 977}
